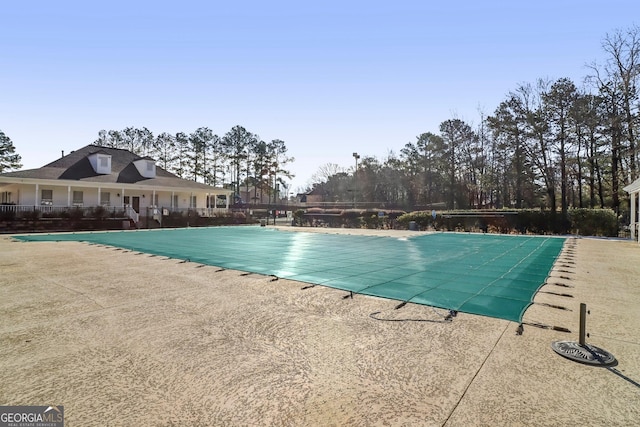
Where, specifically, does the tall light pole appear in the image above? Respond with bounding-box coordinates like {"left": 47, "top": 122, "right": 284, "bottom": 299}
{"left": 353, "top": 152, "right": 360, "bottom": 208}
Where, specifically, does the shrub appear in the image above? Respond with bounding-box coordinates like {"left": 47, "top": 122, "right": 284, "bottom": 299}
{"left": 69, "top": 207, "right": 84, "bottom": 221}
{"left": 0, "top": 205, "right": 16, "bottom": 221}
{"left": 340, "top": 209, "right": 362, "bottom": 228}
{"left": 90, "top": 205, "right": 109, "bottom": 220}
{"left": 291, "top": 209, "right": 305, "bottom": 226}
{"left": 361, "top": 212, "right": 380, "bottom": 229}
{"left": 568, "top": 208, "right": 618, "bottom": 237}
{"left": 397, "top": 211, "right": 435, "bottom": 230}
{"left": 41, "top": 210, "right": 59, "bottom": 219}
{"left": 397, "top": 208, "right": 618, "bottom": 236}
{"left": 23, "top": 209, "right": 41, "bottom": 221}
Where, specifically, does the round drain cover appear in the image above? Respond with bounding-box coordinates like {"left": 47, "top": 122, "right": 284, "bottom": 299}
{"left": 551, "top": 341, "right": 617, "bottom": 366}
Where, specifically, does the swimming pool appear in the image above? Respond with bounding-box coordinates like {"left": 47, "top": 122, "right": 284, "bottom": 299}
{"left": 15, "top": 227, "right": 566, "bottom": 322}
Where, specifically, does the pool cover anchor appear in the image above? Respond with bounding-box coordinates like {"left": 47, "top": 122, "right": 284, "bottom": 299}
{"left": 444, "top": 310, "right": 458, "bottom": 322}
{"left": 547, "top": 281, "right": 574, "bottom": 288}
{"left": 518, "top": 322, "right": 571, "bottom": 335}
{"left": 538, "top": 290, "right": 574, "bottom": 298}
{"left": 536, "top": 302, "right": 571, "bottom": 311}
{"left": 369, "top": 309, "right": 456, "bottom": 324}
{"left": 394, "top": 300, "right": 456, "bottom": 321}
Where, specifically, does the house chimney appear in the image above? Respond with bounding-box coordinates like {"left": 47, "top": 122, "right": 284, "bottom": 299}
{"left": 62, "top": 150, "right": 65, "bottom": 157}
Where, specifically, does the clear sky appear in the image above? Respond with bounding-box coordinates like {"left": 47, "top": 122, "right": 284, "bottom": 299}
{"left": 1, "top": 1, "right": 638, "bottom": 192}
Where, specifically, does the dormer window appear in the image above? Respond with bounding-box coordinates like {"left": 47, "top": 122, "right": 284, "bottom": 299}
{"left": 88, "top": 152, "right": 112, "bottom": 174}
{"left": 133, "top": 158, "right": 156, "bottom": 178}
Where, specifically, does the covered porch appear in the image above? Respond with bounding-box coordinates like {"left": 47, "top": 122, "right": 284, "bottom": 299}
{"left": 0, "top": 179, "right": 232, "bottom": 225}
{"left": 624, "top": 177, "right": 640, "bottom": 243}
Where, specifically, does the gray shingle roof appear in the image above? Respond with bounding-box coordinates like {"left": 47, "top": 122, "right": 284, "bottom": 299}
{"left": 1, "top": 144, "right": 228, "bottom": 191}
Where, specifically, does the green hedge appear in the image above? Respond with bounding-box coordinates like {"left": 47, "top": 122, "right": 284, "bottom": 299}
{"left": 567, "top": 208, "right": 618, "bottom": 237}
{"left": 161, "top": 211, "right": 249, "bottom": 228}
{"left": 294, "top": 208, "right": 405, "bottom": 228}
{"left": 397, "top": 208, "right": 619, "bottom": 237}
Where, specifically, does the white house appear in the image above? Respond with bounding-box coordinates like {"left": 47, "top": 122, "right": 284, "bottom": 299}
{"left": 0, "top": 145, "right": 233, "bottom": 225}
{"left": 624, "top": 177, "right": 640, "bottom": 243}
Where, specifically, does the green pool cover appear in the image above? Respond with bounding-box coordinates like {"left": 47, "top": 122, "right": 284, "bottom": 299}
{"left": 15, "top": 227, "right": 566, "bottom": 322}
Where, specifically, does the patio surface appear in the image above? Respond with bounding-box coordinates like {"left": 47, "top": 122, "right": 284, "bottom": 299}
{"left": 1, "top": 227, "right": 638, "bottom": 426}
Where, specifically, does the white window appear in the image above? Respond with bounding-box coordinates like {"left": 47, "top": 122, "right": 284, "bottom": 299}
{"left": 100, "top": 156, "right": 109, "bottom": 168}
{"left": 41, "top": 189, "right": 53, "bottom": 205}
{"left": 73, "top": 191, "right": 83, "bottom": 206}
{"left": 1, "top": 191, "right": 12, "bottom": 204}
{"left": 190, "top": 195, "right": 197, "bottom": 208}
{"left": 100, "top": 192, "right": 110, "bottom": 206}
{"left": 172, "top": 195, "right": 178, "bottom": 208}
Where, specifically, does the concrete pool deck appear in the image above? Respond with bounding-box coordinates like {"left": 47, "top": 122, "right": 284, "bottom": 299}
{"left": 1, "top": 226, "right": 639, "bottom": 426}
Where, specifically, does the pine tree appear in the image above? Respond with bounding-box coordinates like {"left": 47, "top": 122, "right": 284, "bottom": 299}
{"left": 0, "top": 130, "right": 22, "bottom": 173}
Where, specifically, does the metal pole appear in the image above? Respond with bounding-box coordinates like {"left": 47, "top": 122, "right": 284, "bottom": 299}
{"left": 353, "top": 152, "right": 359, "bottom": 208}
{"left": 579, "top": 303, "right": 587, "bottom": 346}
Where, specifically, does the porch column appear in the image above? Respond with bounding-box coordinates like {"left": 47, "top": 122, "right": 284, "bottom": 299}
{"left": 67, "top": 186, "right": 71, "bottom": 206}
{"left": 631, "top": 191, "right": 637, "bottom": 241}
{"left": 214, "top": 193, "right": 217, "bottom": 209}
{"left": 121, "top": 188, "right": 125, "bottom": 207}
{"left": 152, "top": 190, "right": 156, "bottom": 206}
{"left": 35, "top": 183, "right": 39, "bottom": 206}
{"left": 98, "top": 187, "right": 101, "bottom": 206}
{"left": 225, "top": 194, "right": 229, "bottom": 209}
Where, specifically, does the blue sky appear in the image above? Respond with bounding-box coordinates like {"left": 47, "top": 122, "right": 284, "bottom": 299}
{"left": 1, "top": 1, "right": 638, "bottom": 191}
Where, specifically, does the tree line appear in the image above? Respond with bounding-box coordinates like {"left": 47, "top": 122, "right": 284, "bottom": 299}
{"left": 310, "top": 26, "right": 640, "bottom": 218}
{"left": 2, "top": 26, "right": 638, "bottom": 217}
{"left": 93, "top": 125, "right": 294, "bottom": 201}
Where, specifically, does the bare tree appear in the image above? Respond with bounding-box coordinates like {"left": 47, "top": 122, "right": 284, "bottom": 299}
{"left": 601, "top": 25, "right": 640, "bottom": 182}
{"left": 310, "top": 163, "right": 347, "bottom": 185}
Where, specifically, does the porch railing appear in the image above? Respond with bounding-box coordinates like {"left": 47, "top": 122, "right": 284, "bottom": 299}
{"left": 0, "top": 204, "right": 126, "bottom": 219}
{"left": 125, "top": 205, "right": 139, "bottom": 223}
{"left": 1, "top": 204, "right": 230, "bottom": 220}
